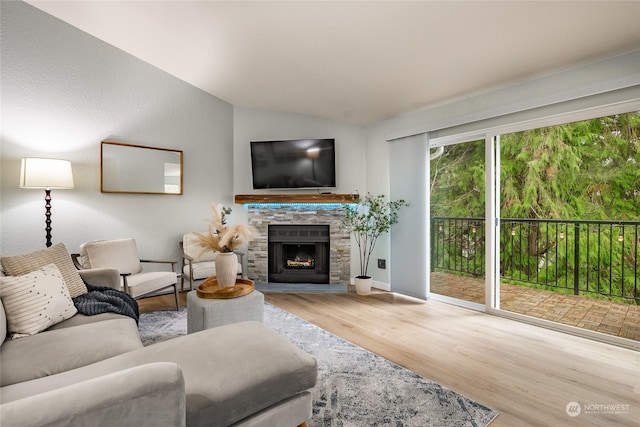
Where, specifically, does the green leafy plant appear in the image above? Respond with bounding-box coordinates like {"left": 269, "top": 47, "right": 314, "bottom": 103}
{"left": 341, "top": 193, "right": 408, "bottom": 278}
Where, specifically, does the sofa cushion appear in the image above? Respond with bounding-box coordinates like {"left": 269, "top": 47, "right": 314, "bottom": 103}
{"left": 0, "top": 321, "right": 317, "bottom": 427}
{"left": 0, "top": 264, "right": 77, "bottom": 339}
{"left": 0, "top": 317, "right": 142, "bottom": 386}
{"left": 125, "top": 271, "right": 178, "bottom": 298}
{"left": 183, "top": 260, "right": 215, "bottom": 280}
{"left": 46, "top": 311, "right": 130, "bottom": 330}
{"left": 1, "top": 243, "right": 87, "bottom": 298}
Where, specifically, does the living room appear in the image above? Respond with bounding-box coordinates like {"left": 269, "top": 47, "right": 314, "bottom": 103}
{"left": 1, "top": 1, "right": 639, "bottom": 426}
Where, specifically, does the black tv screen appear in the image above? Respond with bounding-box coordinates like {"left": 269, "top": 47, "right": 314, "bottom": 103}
{"left": 250, "top": 139, "right": 336, "bottom": 189}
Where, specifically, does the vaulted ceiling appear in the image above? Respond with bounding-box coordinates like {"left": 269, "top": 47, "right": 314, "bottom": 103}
{"left": 27, "top": 1, "right": 640, "bottom": 125}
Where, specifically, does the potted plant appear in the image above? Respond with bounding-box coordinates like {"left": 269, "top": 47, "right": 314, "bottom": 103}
{"left": 341, "top": 193, "right": 408, "bottom": 295}
{"left": 195, "top": 203, "right": 257, "bottom": 287}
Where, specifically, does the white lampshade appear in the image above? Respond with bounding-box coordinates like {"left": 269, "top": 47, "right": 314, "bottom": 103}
{"left": 20, "top": 158, "right": 74, "bottom": 189}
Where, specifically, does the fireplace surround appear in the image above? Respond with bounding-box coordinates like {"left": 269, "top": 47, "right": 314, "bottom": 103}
{"left": 268, "top": 224, "right": 330, "bottom": 284}
{"left": 243, "top": 201, "right": 353, "bottom": 285}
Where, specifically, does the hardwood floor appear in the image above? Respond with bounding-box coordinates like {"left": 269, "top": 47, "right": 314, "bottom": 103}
{"left": 138, "top": 290, "right": 640, "bottom": 427}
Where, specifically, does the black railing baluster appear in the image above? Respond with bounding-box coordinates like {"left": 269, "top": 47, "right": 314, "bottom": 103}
{"left": 574, "top": 224, "right": 580, "bottom": 295}
{"left": 553, "top": 224, "right": 560, "bottom": 284}
{"left": 620, "top": 225, "right": 625, "bottom": 298}
{"left": 586, "top": 226, "right": 590, "bottom": 293}
{"left": 430, "top": 217, "right": 434, "bottom": 273}
{"left": 564, "top": 223, "right": 569, "bottom": 291}
{"left": 598, "top": 224, "right": 602, "bottom": 295}
{"left": 610, "top": 224, "right": 614, "bottom": 297}
{"left": 633, "top": 225, "right": 640, "bottom": 298}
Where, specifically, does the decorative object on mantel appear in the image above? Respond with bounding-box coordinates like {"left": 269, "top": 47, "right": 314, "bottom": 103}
{"left": 197, "top": 277, "right": 255, "bottom": 299}
{"left": 234, "top": 193, "right": 359, "bottom": 204}
{"left": 341, "top": 193, "right": 408, "bottom": 295}
{"left": 195, "top": 203, "right": 257, "bottom": 287}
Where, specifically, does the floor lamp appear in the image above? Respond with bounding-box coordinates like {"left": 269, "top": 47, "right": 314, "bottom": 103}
{"left": 20, "top": 158, "right": 74, "bottom": 248}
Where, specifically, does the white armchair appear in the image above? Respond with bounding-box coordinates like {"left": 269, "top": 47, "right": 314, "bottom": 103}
{"left": 180, "top": 232, "right": 244, "bottom": 291}
{"left": 73, "top": 238, "right": 179, "bottom": 310}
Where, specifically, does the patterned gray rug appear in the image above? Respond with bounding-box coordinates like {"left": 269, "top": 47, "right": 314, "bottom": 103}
{"left": 139, "top": 304, "right": 498, "bottom": 427}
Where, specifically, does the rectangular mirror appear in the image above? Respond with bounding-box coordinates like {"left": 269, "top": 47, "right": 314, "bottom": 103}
{"left": 101, "top": 141, "right": 183, "bottom": 195}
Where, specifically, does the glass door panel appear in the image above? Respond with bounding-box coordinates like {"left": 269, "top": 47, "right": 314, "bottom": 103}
{"left": 497, "top": 112, "right": 639, "bottom": 341}
{"left": 429, "top": 139, "right": 486, "bottom": 308}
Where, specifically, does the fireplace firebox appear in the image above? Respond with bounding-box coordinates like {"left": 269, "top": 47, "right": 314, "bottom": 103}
{"left": 268, "top": 225, "right": 330, "bottom": 284}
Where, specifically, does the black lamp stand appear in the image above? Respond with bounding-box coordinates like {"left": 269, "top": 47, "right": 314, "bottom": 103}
{"left": 44, "top": 188, "right": 52, "bottom": 248}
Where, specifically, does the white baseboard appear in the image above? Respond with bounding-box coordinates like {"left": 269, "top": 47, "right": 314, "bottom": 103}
{"left": 372, "top": 280, "right": 390, "bottom": 292}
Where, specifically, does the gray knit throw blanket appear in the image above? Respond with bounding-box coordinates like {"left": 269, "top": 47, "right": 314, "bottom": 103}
{"left": 73, "top": 284, "right": 139, "bottom": 324}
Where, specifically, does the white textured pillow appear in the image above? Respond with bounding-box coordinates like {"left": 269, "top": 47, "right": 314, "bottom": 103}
{"left": 0, "top": 263, "right": 78, "bottom": 339}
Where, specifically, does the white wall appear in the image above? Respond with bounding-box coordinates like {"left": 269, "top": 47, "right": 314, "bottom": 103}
{"left": 1, "top": 1, "right": 233, "bottom": 263}
{"left": 233, "top": 107, "right": 366, "bottom": 196}
{"left": 232, "top": 107, "right": 368, "bottom": 279}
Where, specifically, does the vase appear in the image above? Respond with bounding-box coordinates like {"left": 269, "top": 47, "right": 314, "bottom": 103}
{"left": 215, "top": 252, "right": 237, "bottom": 288}
{"left": 354, "top": 276, "right": 372, "bottom": 295}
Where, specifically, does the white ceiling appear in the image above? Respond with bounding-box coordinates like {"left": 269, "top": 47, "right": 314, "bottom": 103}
{"left": 27, "top": 1, "right": 640, "bottom": 125}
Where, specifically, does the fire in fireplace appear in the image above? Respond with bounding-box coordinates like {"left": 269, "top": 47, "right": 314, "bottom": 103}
{"left": 284, "top": 244, "right": 315, "bottom": 269}
{"left": 268, "top": 225, "right": 329, "bottom": 284}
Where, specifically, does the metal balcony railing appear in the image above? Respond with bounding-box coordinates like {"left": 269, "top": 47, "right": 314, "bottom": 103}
{"left": 430, "top": 217, "right": 640, "bottom": 302}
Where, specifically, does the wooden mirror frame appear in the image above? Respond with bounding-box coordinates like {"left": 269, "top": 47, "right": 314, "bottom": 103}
{"left": 101, "top": 141, "right": 183, "bottom": 195}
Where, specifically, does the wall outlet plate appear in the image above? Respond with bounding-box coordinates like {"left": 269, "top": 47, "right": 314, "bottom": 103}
{"left": 377, "top": 259, "right": 386, "bottom": 269}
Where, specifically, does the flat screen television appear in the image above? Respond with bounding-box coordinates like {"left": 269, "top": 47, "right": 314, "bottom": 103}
{"left": 250, "top": 139, "right": 336, "bottom": 189}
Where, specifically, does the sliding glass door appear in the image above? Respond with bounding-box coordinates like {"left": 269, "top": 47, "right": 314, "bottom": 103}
{"left": 495, "top": 113, "right": 639, "bottom": 343}
{"left": 428, "top": 109, "right": 639, "bottom": 347}
{"left": 429, "top": 138, "right": 488, "bottom": 310}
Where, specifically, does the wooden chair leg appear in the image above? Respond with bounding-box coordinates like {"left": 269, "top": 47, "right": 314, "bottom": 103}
{"left": 173, "top": 284, "right": 180, "bottom": 311}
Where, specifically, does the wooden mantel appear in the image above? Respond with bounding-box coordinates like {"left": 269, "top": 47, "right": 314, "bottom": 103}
{"left": 235, "top": 193, "right": 359, "bottom": 204}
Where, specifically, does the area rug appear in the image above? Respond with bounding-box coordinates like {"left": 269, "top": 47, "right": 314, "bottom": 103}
{"left": 138, "top": 304, "right": 498, "bottom": 427}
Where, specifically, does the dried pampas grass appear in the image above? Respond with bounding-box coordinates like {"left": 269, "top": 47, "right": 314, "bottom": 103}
{"left": 195, "top": 204, "right": 257, "bottom": 253}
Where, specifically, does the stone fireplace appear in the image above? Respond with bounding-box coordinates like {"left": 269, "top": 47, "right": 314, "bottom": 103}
{"left": 242, "top": 199, "right": 355, "bottom": 285}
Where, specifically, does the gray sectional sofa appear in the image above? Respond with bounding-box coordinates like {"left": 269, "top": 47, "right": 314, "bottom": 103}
{"left": 0, "top": 249, "right": 317, "bottom": 427}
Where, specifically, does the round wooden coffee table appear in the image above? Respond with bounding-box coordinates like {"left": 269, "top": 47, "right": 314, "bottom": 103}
{"left": 196, "top": 277, "right": 255, "bottom": 299}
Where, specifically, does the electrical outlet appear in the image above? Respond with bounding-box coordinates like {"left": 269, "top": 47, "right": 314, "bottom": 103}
{"left": 377, "top": 259, "right": 386, "bottom": 269}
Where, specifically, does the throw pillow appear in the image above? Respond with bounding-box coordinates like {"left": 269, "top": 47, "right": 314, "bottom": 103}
{"left": 0, "top": 263, "right": 78, "bottom": 338}
{"left": 0, "top": 243, "right": 87, "bottom": 297}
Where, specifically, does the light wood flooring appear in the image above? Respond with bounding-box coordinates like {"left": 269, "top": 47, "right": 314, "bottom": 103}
{"left": 138, "top": 289, "right": 639, "bottom": 427}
